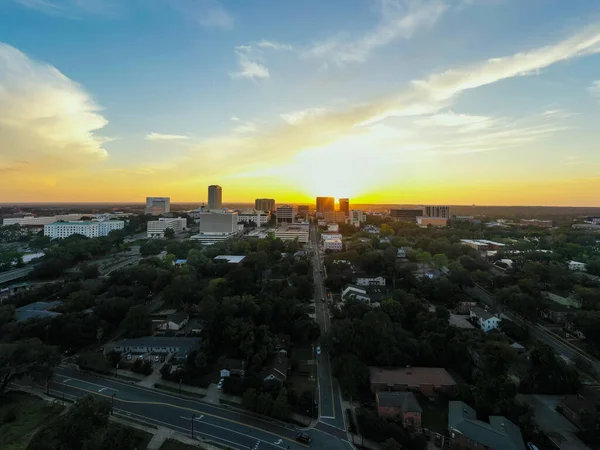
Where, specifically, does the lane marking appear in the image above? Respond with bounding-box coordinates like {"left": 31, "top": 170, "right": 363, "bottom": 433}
{"left": 54, "top": 374, "right": 119, "bottom": 392}
{"left": 53, "top": 382, "right": 306, "bottom": 447}
{"left": 99, "top": 388, "right": 107, "bottom": 393}
{"left": 62, "top": 378, "right": 72, "bottom": 384}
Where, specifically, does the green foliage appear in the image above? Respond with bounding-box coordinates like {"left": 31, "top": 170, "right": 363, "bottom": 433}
{"left": 164, "top": 227, "right": 175, "bottom": 239}
{"left": 122, "top": 305, "right": 152, "bottom": 338}
{"left": 140, "top": 239, "right": 165, "bottom": 257}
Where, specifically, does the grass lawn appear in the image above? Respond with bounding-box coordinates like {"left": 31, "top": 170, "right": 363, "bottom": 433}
{"left": 159, "top": 439, "right": 201, "bottom": 450}
{"left": 293, "top": 344, "right": 314, "bottom": 361}
{"left": 288, "top": 374, "right": 316, "bottom": 395}
{"left": 416, "top": 394, "right": 448, "bottom": 434}
{"left": 0, "top": 392, "right": 64, "bottom": 450}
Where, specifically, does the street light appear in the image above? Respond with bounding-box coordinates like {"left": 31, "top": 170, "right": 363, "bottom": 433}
{"left": 191, "top": 414, "right": 196, "bottom": 439}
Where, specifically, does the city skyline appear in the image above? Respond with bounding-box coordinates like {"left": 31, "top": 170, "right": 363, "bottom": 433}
{"left": 2, "top": 1, "right": 600, "bottom": 206}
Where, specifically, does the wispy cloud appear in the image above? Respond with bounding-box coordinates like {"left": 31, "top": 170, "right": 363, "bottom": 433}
{"left": 145, "top": 132, "right": 190, "bottom": 141}
{"left": 230, "top": 116, "right": 257, "bottom": 134}
{"left": 280, "top": 107, "right": 327, "bottom": 125}
{"left": 196, "top": 1, "right": 233, "bottom": 29}
{"left": 230, "top": 46, "right": 270, "bottom": 80}
{"left": 302, "top": 0, "right": 448, "bottom": 65}
{"left": 256, "top": 40, "right": 293, "bottom": 51}
{"left": 12, "top": 0, "right": 118, "bottom": 17}
{"left": 588, "top": 80, "right": 600, "bottom": 102}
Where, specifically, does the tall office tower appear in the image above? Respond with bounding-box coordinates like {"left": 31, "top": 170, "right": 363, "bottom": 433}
{"left": 316, "top": 197, "right": 335, "bottom": 213}
{"left": 208, "top": 185, "right": 223, "bottom": 210}
{"left": 255, "top": 198, "right": 275, "bottom": 212}
{"left": 145, "top": 197, "right": 170, "bottom": 215}
{"left": 424, "top": 205, "right": 450, "bottom": 219}
{"left": 339, "top": 198, "right": 350, "bottom": 216}
{"left": 276, "top": 204, "right": 295, "bottom": 223}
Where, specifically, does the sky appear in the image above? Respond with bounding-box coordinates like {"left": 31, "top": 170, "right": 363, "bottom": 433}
{"left": 1, "top": 0, "right": 600, "bottom": 206}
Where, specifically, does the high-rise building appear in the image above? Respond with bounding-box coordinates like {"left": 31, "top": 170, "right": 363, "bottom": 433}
{"left": 145, "top": 197, "right": 170, "bottom": 215}
{"left": 389, "top": 208, "right": 424, "bottom": 221}
{"left": 339, "top": 198, "right": 350, "bottom": 217}
{"left": 350, "top": 210, "right": 365, "bottom": 227}
{"left": 255, "top": 198, "right": 275, "bottom": 212}
{"left": 276, "top": 205, "right": 295, "bottom": 223}
{"left": 316, "top": 197, "right": 335, "bottom": 213}
{"left": 208, "top": 185, "right": 223, "bottom": 210}
{"left": 424, "top": 206, "right": 450, "bottom": 219}
{"left": 199, "top": 211, "right": 238, "bottom": 233}
{"left": 324, "top": 211, "right": 347, "bottom": 223}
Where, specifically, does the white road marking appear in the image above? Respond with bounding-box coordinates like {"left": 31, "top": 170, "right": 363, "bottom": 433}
{"left": 62, "top": 378, "right": 72, "bottom": 383}
{"left": 54, "top": 374, "right": 118, "bottom": 392}
{"left": 98, "top": 388, "right": 107, "bottom": 392}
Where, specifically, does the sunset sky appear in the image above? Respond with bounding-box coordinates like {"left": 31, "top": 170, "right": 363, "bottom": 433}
{"left": 1, "top": 0, "right": 600, "bottom": 205}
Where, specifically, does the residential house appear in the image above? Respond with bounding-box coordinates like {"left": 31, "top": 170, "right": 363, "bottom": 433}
{"left": 448, "top": 401, "right": 525, "bottom": 450}
{"left": 376, "top": 391, "right": 422, "bottom": 428}
{"left": 157, "top": 312, "right": 189, "bottom": 331}
{"left": 214, "top": 255, "right": 246, "bottom": 264}
{"left": 369, "top": 367, "right": 456, "bottom": 396}
{"left": 568, "top": 261, "right": 586, "bottom": 272}
{"left": 221, "top": 358, "right": 246, "bottom": 378}
{"left": 264, "top": 350, "right": 288, "bottom": 385}
{"left": 15, "top": 301, "right": 63, "bottom": 322}
{"left": 342, "top": 285, "right": 371, "bottom": 302}
{"left": 469, "top": 307, "right": 501, "bottom": 332}
{"left": 355, "top": 276, "right": 386, "bottom": 286}
{"left": 539, "top": 301, "right": 575, "bottom": 325}
{"left": 457, "top": 301, "right": 477, "bottom": 314}
{"left": 396, "top": 248, "right": 408, "bottom": 260}
{"left": 543, "top": 292, "right": 582, "bottom": 309}
{"left": 561, "top": 386, "right": 600, "bottom": 429}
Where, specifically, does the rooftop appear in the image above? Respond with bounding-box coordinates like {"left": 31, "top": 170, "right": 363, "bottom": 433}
{"left": 111, "top": 336, "right": 201, "bottom": 349}
{"left": 15, "top": 301, "right": 63, "bottom": 322}
{"left": 214, "top": 255, "right": 246, "bottom": 264}
{"left": 471, "top": 306, "right": 495, "bottom": 321}
{"left": 376, "top": 391, "right": 422, "bottom": 412}
{"left": 369, "top": 367, "right": 456, "bottom": 387}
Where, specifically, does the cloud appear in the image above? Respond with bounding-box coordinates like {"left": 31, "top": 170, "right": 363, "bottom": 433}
{"left": 588, "top": 80, "right": 600, "bottom": 102}
{"left": 230, "top": 48, "right": 270, "bottom": 80}
{"left": 145, "top": 132, "right": 190, "bottom": 141}
{"left": 0, "top": 42, "right": 109, "bottom": 176}
{"left": 230, "top": 116, "right": 257, "bottom": 134}
{"left": 280, "top": 107, "right": 327, "bottom": 125}
{"left": 197, "top": 1, "right": 233, "bottom": 29}
{"left": 12, "top": 0, "right": 118, "bottom": 17}
{"left": 256, "top": 40, "right": 293, "bottom": 51}
{"left": 302, "top": 0, "right": 448, "bottom": 65}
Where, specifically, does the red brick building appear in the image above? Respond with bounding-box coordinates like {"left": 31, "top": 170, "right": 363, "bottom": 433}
{"left": 376, "top": 391, "right": 422, "bottom": 428}
{"left": 369, "top": 367, "right": 456, "bottom": 396}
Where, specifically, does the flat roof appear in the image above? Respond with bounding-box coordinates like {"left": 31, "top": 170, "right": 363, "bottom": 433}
{"left": 214, "top": 255, "right": 246, "bottom": 263}
{"left": 112, "top": 336, "right": 201, "bottom": 349}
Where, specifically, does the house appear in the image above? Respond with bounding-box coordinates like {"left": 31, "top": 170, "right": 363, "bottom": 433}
{"left": 107, "top": 336, "right": 201, "bottom": 362}
{"left": 355, "top": 276, "right": 386, "bottom": 287}
{"left": 396, "top": 248, "right": 407, "bottom": 260}
{"left": 214, "top": 255, "right": 246, "bottom": 264}
{"left": 342, "top": 285, "right": 371, "bottom": 302}
{"left": 369, "top": 367, "right": 456, "bottom": 396}
{"left": 543, "top": 292, "right": 582, "bottom": 309}
{"left": 15, "top": 301, "right": 63, "bottom": 322}
{"left": 157, "top": 312, "right": 189, "bottom": 331}
{"left": 568, "top": 261, "right": 586, "bottom": 272}
{"left": 457, "top": 301, "right": 477, "bottom": 314}
{"left": 220, "top": 358, "right": 246, "bottom": 378}
{"left": 539, "top": 301, "right": 575, "bottom": 325}
{"left": 376, "top": 391, "right": 422, "bottom": 428}
{"left": 448, "top": 401, "right": 525, "bottom": 450}
{"left": 561, "top": 387, "right": 600, "bottom": 429}
{"left": 264, "top": 350, "right": 288, "bottom": 385}
{"left": 469, "top": 307, "right": 501, "bottom": 332}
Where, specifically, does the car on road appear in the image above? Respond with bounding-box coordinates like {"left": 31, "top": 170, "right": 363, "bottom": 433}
{"left": 527, "top": 444, "right": 539, "bottom": 450}
{"left": 217, "top": 378, "right": 224, "bottom": 390}
{"left": 316, "top": 346, "right": 321, "bottom": 355}
{"left": 295, "top": 433, "right": 312, "bottom": 444}
{"left": 126, "top": 354, "right": 132, "bottom": 361}
{"left": 154, "top": 355, "right": 160, "bottom": 362}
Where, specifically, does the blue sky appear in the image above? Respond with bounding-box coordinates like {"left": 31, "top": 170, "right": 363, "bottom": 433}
{"left": 1, "top": 0, "right": 600, "bottom": 205}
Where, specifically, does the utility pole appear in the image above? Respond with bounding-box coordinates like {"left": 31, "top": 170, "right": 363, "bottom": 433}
{"left": 191, "top": 414, "right": 196, "bottom": 439}
{"left": 111, "top": 393, "right": 116, "bottom": 415}
{"left": 179, "top": 377, "right": 182, "bottom": 395}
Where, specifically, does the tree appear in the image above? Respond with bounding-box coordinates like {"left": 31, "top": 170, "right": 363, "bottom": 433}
{"left": 242, "top": 388, "right": 257, "bottom": 409}
{"left": 380, "top": 224, "right": 394, "bottom": 238}
{"left": 80, "top": 264, "right": 100, "bottom": 280}
{"left": 271, "top": 387, "right": 289, "bottom": 420}
{"left": 164, "top": 227, "right": 175, "bottom": 239}
{"left": 121, "top": 305, "right": 152, "bottom": 338}
{"left": 0, "top": 339, "right": 60, "bottom": 396}
{"left": 431, "top": 254, "right": 449, "bottom": 271}
{"left": 381, "top": 438, "right": 402, "bottom": 450}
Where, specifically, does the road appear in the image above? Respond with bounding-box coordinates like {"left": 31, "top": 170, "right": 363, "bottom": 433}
{"left": 467, "top": 284, "right": 600, "bottom": 374}
{"left": 0, "top": 265, "right": 35, "bottom": 285}
{"left": 310, "top": 225, "right": 347, "bottom": 434}
{"left": 45, "top": 365, "right": 351, "bottom": 450}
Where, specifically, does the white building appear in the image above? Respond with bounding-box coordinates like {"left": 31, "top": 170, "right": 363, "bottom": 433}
{"left": 327, "top": 223, "right": 339, "bottom": 232}
{"left": 350, "top": 210, "right": 365, "bottom": 228}
{"left": 355, "top": 276, "right": 386, "bottom": 286}
{"left": 469, "top": 307, "right": 501, "bottom": 332}
{"left": 4, "top": 214, "right": 85, "bottom": 227}
{"left": 145, "top": 197, "right": 170, "bottom": 215}
{"left": 44, "top": 220, "right": 124, "bottom": 239}
{"left": 342, "top": 285, "right": 370, "bottom": 302}
{"left": 321, "top": 233, "right": 342, "bottom": 242}
{"left": 190, "top": 232, "right": 236, "bottom": 246}
{"left": 156, "top": 312, "right": 189, "bottom": 331}
{"left": 199, "top": 211, "right": 238, "bottom": 233}
{"left": 274, "top": 225, "right": 309, "bottom": 243}
{"left": 568, "top": 260, "right": 586, "bottom": 272}
{"left": 323, "top": 239, "right": 343, "bottom": 251}
{"left": 275, "top": 205, "right": 295, "bottom": 224}
{"left": 147, "top": 218, "right": 187, "bottom": 238}
{"left": 238, "top": 211, "right": 270, "bottom": 226}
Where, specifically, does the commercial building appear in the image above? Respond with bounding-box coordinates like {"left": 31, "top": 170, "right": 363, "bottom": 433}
{"left": 208, "top": 185, "right": 223, "bottom": 210}
{"left": 369, "top": 367, "right": 456, "bottom": 396}
{"left": 460, "top": 239, "right": 505, "bottom": 252}
{"left": 297, "top": 205, "right": 309, "bottom": 215}
{"left": 254, "top": 198, "right": 275, "bottom": 212}
{"left": 274, "top": 224, "right": 309, "bottom": 243}
{"left": 107, "top": 337, "right": 202, "bottom": 362}
{"left": 214, "top": 255, "right": 246, "bottom": 264}
{"left": 350, "top": 210, "right": 366, "bottom": 227}
{"left": 327, "top": 224, "right": 339, "bottom": 232}
{"left": 417, "top": 217, "right": 448, "bottom": 227}
{"left": 568, "top": 260, "right": 586, "bottom": 272}
{"left": 44, "top": 220, "right": 125, "bottom": 239}
{"left": 520, "top": 219, "right": 553, "bottom": 228}
{"left": 145, "top": 197, "right": 170, "bottom": 215}
{"left": 15, "top": 301, "right": 62, "bottom": 322}
{"left": 323, "top": 239, "right": 343, "bottom": 251}
{"left": 199, "top": 211, "right": 238, "bottom": 233}
{"left": 147, "top": 218, "right": 187, "bottom": 238}
{"left": 573, "top": 223, "right": 600, "bottom": 232}
{"left": 316, "top": 197, "right": 335, "bottom": 214}
{"left": 339, "top": 198, "right": 350, "bottom": 217}
{"left": 323, "top": 211, "right": 347, "bottom": 223}
{"left": 3, "top": 214, "right": 85, "bottom": 227}
{"left": 448, "top": 401, "right": 525, "bottom": 450}
{"left": 238, "top": 211, "right": 270, "bottom": 226}
{"left": 424, "top": 205, "right": 450, "bottom": 219}
{"left": 275, "top": 205, "right": 295, "bottom": 224}
{"left": 469, "top": 306, "right": 500, "bottom": 332}
{"left": 355, "top": 276, "right": 386, "bottom": 286}
{"left": 321, "top": 232, "right": 342, "bottom": 242}
{"left": 190, "top": 232, "right": 235, "bottom": 246}
{"left": 389, "top": 208, "right": 424, "bottom": 221}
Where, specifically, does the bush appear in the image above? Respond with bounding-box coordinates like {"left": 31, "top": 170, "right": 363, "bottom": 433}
{"left": 131, "top": 359, "right": 153, "bottom": 375}
{"left": 1, "top": 407, "right": 17, "bottom": 423}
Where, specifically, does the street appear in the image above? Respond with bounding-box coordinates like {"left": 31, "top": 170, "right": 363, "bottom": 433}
{"left": 310, "top": 224, "right": 347, "bottom": 433}
{"left": 47, "top": 365, "right": 351, "bottom": 450}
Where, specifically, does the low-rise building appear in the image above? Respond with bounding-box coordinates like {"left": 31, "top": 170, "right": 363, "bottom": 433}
{"left": 44, "top": 220, "right": 124, "bottom": 239}
{"left": 540, "top": 301, "right": 575, "bottom": 325}
{"left": 238, "top": 210, "right": 270, "bottom": 226}
{"left": 448, "top": 401, "right": 525, "bottom": 450}
{"left": 15, "top": 301, "right": 62, "bottom": 322}
{"left": 107, "top": 337, "right": 201, "bottom": 362}
{"left": 355, "top": 276, "right": 386, "bottom": 286}
{"left": 263, "top": 350, "right": 288, "bottom": 385}
{"left": 147, "top": 218, "right": 187, "bottom": 238}
{"left": 190, "top": 232, "right": 236, "bottom": 245}
{"left": 376, "top": 392, "right": 422, "bottom": 428}
{"left": 327, "top": 223, "right": 339, "bottom": 232}
{"left": 323, "top": 239, "right": 343, "bottom": 251}
{"left": 274, "top": 225, "right": 309, "bottom": 243}
{"left": 214, "top": 255, "right": 246, "bottom": 264}
{"left": 370, "top": 367, "right": 456, "bottom": 396}
{"left": 469, "top": 307, "right": 500, "bottom": 332}
{"left": 520, "top": 219, "right": 553, "bottom": 228}
{"left": 221, "top": 358, "right": 246, "bottom": 378}
{"left": 342, "top": 285, "right": 371, "bottom": 302}
{"left": 568, "top": 260, "right": 586, "bottom": 272}
{"left": 389, "top": 208, "right": 424, "bottom": 222}
{"left": 561, "top": 386, "right": 600, "bottom": 429}
{"left": 461, "top": 239, "right": 506, "bottom": 252}
{"left": 156, "top": 312, "right": 189, "bottom": 331}
{"left": 417, "top": 217, "right": 448, "bottom": 227}
{"left": 275, "top": 205, "right": 295, "bottom": 224}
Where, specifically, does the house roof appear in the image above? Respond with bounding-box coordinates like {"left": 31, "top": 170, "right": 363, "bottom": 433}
{"left": 471, "top": 306, "right": 495, "bottom": 321}
{"left": 369, "top": 367, "right": 456, "bottom": 387}
{"left": 448, "top": 401, "right": 525, "bottom": 450}
{"left": 214, "top": 255, "right": 246, "bottom": 264}
{"left": 15, "top": 301, "right": 63, "bottom": 322}
{"left": 112, "top": 336, "right": 201, "bottom": 350}
{"left": 167, "top": 311, "right": 188, "bottom": 325}
{"left": 376, "top": 392, "right": 422, "bottom": 412}
{"left": 223, "top": 358, "right": 246, "bottom": 371}
{"left": 265, "top": 350, "right": 288, "bottom": 382}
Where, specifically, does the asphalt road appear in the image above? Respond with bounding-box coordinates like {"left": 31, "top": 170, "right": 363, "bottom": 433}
{"left": 48, "top": 365, "right": 352, "bottom": 450}
{"left": 310, "top": 225, "right": 346, "bottom": 432}
{"left": 0, "top": 265, "right": 35, "bottom": 284}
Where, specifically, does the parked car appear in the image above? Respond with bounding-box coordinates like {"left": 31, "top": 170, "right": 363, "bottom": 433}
{"left": 154, "top": 355, "right": 160, "bottom": 362}
{"left": 295, "top": 433, "right": 311, "bottom": 444}
{"left": 217, "top": 378, "right": 224, "bottom": 390}
{"left": 126, "top": 354, "right": 132, "bottom": 361}
{"left": 527, "top": 444, "right": 539, "bottom": 450}
{"left": 316, "top": 346, "right": 321, "bottom": 355}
